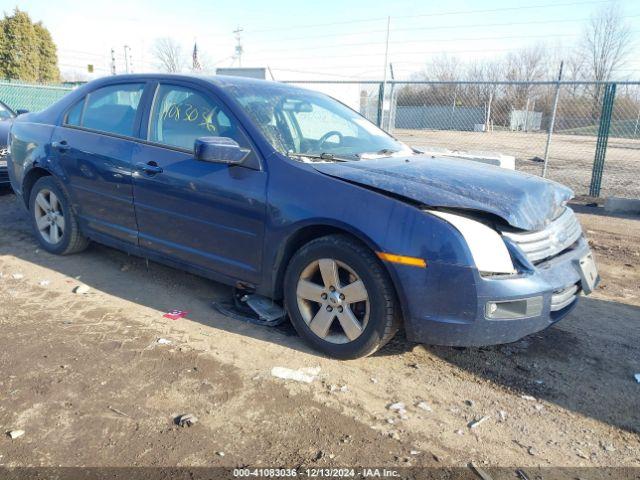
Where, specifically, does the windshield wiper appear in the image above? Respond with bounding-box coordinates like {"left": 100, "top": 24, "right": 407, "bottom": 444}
{"left": 287, "top": 152, "right": 350, "bottom": 162}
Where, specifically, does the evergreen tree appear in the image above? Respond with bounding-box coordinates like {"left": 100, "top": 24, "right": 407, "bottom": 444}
{"left": 0, "top": 8, "right": 59, "bottom": 82}
{"left": 34, "top": 22, "right": 59, "bottom": 82}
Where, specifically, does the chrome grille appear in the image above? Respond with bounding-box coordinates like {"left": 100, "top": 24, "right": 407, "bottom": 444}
{"left": 551, "top": 283, "right": 580, "bottom": 311}
{"left": 502, "top": 208, "right": 582, "bottom": 263}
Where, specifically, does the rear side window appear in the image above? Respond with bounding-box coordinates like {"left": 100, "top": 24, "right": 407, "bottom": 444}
{"left": 81, "top": 83, "right": 144, "bottom": 136}
{"left": 148, "top": 84, "right": 248, "bottom": 150}
{"left": 65, "top": 99, "right": 84, "bottom": 126}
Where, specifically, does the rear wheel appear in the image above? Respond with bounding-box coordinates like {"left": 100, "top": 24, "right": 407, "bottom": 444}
{"left": 284, "top": 235, "right": 400, "bottom": 359}
{"left": 29, "top": 176, "right": 89, "bottom": 255}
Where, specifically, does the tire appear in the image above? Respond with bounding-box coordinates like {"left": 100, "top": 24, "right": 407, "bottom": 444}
{"left": 28, "top": 176, "right": 89, "bottom": 255}
{"left": 284, "top": 234, "right": 400, "bottom": 359}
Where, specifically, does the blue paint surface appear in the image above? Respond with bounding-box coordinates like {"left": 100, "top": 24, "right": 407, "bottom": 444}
{"left": 7, "top": 74, "right": 590, "bottom": 346}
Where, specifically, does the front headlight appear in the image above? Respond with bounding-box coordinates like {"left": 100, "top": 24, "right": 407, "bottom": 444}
{"left": 429, "top": 210, "right": 515, "bottom": 275}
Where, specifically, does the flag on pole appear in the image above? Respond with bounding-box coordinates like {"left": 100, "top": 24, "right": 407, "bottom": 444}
{"left": 192, "top": 42, "right": 202, "bottom": 72}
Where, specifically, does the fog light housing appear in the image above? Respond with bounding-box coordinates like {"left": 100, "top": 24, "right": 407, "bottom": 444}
{"left": 485, "top": 296, "right": 543, "bottom": 320}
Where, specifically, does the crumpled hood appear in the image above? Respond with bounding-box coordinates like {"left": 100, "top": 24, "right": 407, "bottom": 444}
{"left": 311, "top": 155, "right": 573, "bottom": 231}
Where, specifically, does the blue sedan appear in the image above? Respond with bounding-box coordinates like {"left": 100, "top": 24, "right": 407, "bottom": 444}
{"left": 7, "top": 74, "right": 599, "bottom": 359}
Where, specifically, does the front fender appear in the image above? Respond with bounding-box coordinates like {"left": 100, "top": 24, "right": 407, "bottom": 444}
{"left": 260, "top": 155, "right": 476, "bottom": 322}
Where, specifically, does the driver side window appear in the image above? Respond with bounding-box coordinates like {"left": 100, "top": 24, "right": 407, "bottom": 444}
{"left": 148, "top": 84, "right": 247, "bottom": 151}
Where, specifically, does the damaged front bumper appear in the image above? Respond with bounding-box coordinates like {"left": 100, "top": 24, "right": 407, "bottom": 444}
{"left": 398, "top": 236, "right": 597, "bottom": 347}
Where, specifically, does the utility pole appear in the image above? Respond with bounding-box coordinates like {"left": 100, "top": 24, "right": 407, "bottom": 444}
{"left": 387, "top": 62, "right": 395, "bottom": 131}
{"left": 380, "top": 16, "right": 391, "bottom": 127}
{"left": 110, "top": 48, "right": 116, "bottom": 75}
{"left": 233, "top": 26, "right": 244, "bottom": 67}
{"left": 542, "top": 60, "right": 564, "bottom": 178}
{"left": 123, "top": 45, "right": 131, "bottom": 73}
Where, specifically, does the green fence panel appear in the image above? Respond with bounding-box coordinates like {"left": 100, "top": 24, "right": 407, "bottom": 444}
{"left": 0, "top": 80, "right": 74, "bottom": 113}
{"left": 589, "top": 83, "right": 617, "bottom": 198}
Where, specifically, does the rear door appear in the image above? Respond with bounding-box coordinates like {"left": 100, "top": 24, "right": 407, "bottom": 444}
{"left": 131, "top": 81, "right": 267, "bottom": 284}
{"left": 51, "top": 82, "right": 148, "bottom": 245}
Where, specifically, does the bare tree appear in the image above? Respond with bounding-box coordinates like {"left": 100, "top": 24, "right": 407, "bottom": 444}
{"left": 423, "top": 54, "right": 462, "bottom": 105}
{"left": 563, "top": 50, "right": 587, "bottom": 97}
{"left": 152, "top": 37, "right": 185, "bottom": 73}
{"left": 580, "top": 4, "right": 633, "bottom": 115}
{"left": 503, "top": 44, "right": 549, "bottom": 109}
{"left": 465, "top": 59, "right": 504, "bottom": 106}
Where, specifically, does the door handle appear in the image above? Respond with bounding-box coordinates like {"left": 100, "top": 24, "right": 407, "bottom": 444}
{"left": 135, "top": 161, "right": 163, "bottom": 175}
{"left": 52, "top": 140, "right": 70, "bottom": 152}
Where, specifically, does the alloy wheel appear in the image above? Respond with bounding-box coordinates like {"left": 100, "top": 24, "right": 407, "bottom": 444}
{"left": 296, "top": 258, "right": 370, "bottom": 344}
{"left": 34, "top": 189, "right": 65, "bottom": 245}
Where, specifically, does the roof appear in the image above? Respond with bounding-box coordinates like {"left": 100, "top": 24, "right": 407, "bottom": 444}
{"left": 87, "top": 73, "right": 297, "bottom": 91}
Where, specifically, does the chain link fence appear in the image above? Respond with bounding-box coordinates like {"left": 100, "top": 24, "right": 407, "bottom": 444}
{"left": 286, "top": 80, "right": 640, "bottom": 200}
{"left": 0, "top": 78, "right": 637, "bottom": 199}
{"left": 0, "top": 80, "right": 73, "bottom": 113}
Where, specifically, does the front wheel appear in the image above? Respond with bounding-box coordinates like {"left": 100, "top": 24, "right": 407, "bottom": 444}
{"left": 284, "top": 235, "right": 400, "bottom": 359}
{"left": 29, "top": 176, "right": 89, "bottom": 255}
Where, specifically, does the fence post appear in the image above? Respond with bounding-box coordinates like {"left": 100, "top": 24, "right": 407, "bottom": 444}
{"left": 376, "top": 82, "right": 385, "bottom": 127}
{"left": 589, "top": 83, "right": 616, "bottom": 197}
{"left": 542, "top": 61, "right": 563, "bottom": 178}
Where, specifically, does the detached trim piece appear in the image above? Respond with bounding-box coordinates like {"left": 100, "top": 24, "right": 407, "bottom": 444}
{"left": 376, "top": 252, "right": 427, "bottom": 268}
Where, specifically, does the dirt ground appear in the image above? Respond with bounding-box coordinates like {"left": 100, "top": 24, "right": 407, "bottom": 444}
{"left": 0, "top": 188, "right": 639, "bottom": 472}
{"left": 393, "top": 129, "right": 640, "bottom": 200}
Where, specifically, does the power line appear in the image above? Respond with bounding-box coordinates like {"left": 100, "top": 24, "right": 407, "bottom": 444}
{"left": 239, "top": 0, "right": 613, "bottom": 35}
{"left": 245, "top": 32, "right": 585, "bottom": 57}
{"left": 250, "top": 12, "right": 640, "bottom": 46}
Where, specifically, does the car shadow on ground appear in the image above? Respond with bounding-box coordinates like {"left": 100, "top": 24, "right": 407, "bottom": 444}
{"left": 1, "top": 190, "right": 638, "bottom": 435}
{"left": 382, "top": 296, "right": 640, "bottom": 434}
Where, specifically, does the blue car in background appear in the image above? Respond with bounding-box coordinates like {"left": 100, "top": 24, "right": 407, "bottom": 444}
{"left": 7, "top": 74, "right": 599, "bottom": 359}
{"left": 0, "top": 99, "right": 17, "bottom": 187}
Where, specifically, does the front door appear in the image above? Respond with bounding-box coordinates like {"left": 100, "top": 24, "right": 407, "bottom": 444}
{"left": 131, "top": 82, "right": 267, "bottom": 284}
{"left": 52, "top": 82, "right": 146, "bottom": 245}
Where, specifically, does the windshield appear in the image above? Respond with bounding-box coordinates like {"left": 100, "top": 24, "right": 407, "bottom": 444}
{"left": 0, "top": 102, "right": 14, "bottom": 121}
{"left": 229, "top": 84, "right": 411, "bottom": 159}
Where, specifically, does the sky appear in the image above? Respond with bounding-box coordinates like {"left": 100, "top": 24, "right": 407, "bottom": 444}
{"left": 6, "top": 0, "right": 640, "bottom": 81}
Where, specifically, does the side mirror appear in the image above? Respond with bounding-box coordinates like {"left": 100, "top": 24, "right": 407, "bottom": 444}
{"left": 16, "top": 109, "right": 29, "bottom": 116}
{"left": 194, "top": 137, "right": 249, "bottom": 165}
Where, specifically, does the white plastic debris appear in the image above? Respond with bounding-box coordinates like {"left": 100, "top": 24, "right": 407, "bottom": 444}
{"left": 416, "top": 401, "right": 432, "bottom": 412}
{"left": 156, "top": 338, "right": 172, "bottom": 345}
{"left": 634, "top": 373, "right": 640, "bottom": 383}
{"left": 11, "top": 273, "right": 24, "bottom": 280}
{"left": 38, "top": 280, "right": 50, "bottom": 287}
{"left": 7, "top": 430, "right": 25, "bottom": 439}
{"left": 73, "top": 284, "right": 90, "bottom": 294}
{"left": 468, "top": 416, "right": 490, "bottom": 429}
{"left": 410, "top": 450, "right": 420, "bottom": 455}
{"left": 498, "top": 410, "right": 508, "bottom": 421}
{"left": 270, "top": 366, "right": 320, "bottom": 383}
{"left": 521, "top": 395, "right": 536, "bottom": 401}
{"left": 387, "top": 402, "right": 406, "bottom": 412}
